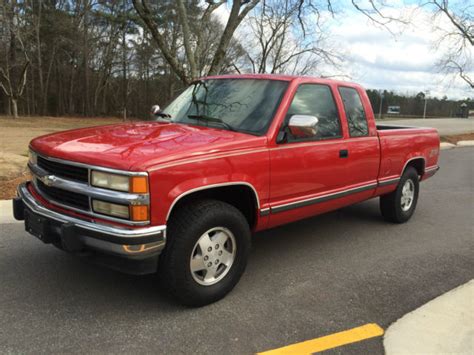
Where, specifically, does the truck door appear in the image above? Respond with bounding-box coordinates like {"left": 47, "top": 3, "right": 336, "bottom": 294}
{"left": 337, "top": 86, "right": 380, "bottom": 194}
{"left": 267, "top": 83, "right": 349, "bottom": 228}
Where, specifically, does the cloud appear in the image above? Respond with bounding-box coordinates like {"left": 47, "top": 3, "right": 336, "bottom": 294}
{"left": 324, "top": 6, "right": 473, "bottom": 99}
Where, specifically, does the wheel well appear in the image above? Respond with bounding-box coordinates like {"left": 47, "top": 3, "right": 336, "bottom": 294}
{"left": 405, "top": 158, "right": 425, "bottom": 176}
{"left": 168, "top": 185, "right": 258, "bottom": 228}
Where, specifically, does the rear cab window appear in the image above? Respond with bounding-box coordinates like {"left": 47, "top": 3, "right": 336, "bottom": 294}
{"left": 338, "top": 87, "right": 369, "bottom": 137}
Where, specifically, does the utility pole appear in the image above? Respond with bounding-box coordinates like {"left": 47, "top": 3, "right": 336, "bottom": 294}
{"left": 423, "top": 90, "right": 430, "bottom": 119}
{"left": 378, "top": 90, "right": 384, "bottom": 120}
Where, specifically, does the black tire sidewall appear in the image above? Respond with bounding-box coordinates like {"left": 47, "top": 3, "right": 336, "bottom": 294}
{"left": 394, "top": 167, "right": 419, "bottom": 222}
{"left": 163, "top": 200, "right": 251, "bottom": 306}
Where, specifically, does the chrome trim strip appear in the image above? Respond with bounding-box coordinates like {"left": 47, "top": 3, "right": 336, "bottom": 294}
{"left": 260, "top": 208, "right": 270, "bottom": 217}
{"left": 31, "top": 178, "right": 149, "bottom": 226}
{"left": 32, "top": 148, "right": 148, "bottom": 176}
{"left": 271, "top": 183, "right": 377, "bottom": 214}
{"left": 424, "top": 165, "right": 439, "bottom": 177}
{"left": 18, "top": 183, "right": 166, "bottom": 239}
{"left": 29, "top": 162, "right": 149, "bottom": 205}
{"left": 166, "top": 182, "right": 261, "bottom": 220}
{"left": 377, "top": 177, "right": 400, "bottom": 187}
{"left": 425, "top": 165, "right": 439, "bottom": 172}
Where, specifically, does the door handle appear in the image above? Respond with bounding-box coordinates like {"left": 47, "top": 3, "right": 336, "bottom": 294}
{"left": 339, "top": 149, "right": 349, "bottom": 158}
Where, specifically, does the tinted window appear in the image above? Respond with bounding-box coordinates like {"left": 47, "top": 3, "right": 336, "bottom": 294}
{"left": 163, "top": 79, "right": 288, "bottom": 135}
{"left": 339, "top": 87, "right": 369, "bottom": 137}
{"left": 285, "top": 84, "right": 341, "bottom": 141}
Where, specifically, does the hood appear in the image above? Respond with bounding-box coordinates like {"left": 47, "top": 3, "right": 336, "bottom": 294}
{"left": 30, "top": 122, "right": 266, "bottom": 171}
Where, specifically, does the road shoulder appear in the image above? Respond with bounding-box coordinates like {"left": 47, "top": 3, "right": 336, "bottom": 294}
{"left": 0, "top": 200, "right": 18, "bottom": 224}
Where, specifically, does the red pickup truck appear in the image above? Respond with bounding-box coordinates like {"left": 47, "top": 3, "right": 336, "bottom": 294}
{"left": 14, "top": 74, "right": 439, "bottom": 306}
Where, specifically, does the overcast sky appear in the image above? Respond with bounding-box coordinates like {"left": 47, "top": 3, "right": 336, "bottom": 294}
{"left": 217, "top": 2, "right": 473, "bottom": 100}
{"left": 325, "top": 5, "right": 473, "bottom": 100}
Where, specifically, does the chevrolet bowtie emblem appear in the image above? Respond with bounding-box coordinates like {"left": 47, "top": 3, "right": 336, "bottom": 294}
{"left": 39, "top": 175, "right": 57, "bottom": 186}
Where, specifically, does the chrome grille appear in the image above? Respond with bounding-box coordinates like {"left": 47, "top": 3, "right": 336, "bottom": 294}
{"left": 36, "top": 179, "right": 90, "bottom": 210}
{"left": 29, "top": 152, "right": 150, "bottom": 226}
{"left": 37, "top": 156, "right": 88, "bottom": 183}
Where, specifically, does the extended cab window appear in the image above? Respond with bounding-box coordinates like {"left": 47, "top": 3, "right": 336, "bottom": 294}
{"left": 338, "top": 87, "right": 369, "bottom": 137}
{"left": 284, "top": 84, "right": 341, "bottom": 142}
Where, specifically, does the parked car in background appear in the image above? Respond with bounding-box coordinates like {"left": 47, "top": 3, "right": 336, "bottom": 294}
{"left": 14, "top": 74, "right": 440, "bottom": 306}
{"left": 387, "top": 105, "right": 401, "bottom": 114}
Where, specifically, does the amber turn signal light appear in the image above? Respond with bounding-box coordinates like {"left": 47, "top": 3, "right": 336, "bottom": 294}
{"left": 130, "top": 176, "right": 148, "bottom": 194}
{"left": 131, "top": 205, "right": 149, "bottom": 221}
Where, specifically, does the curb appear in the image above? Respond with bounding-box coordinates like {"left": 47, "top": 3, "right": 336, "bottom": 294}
{"left": 0, "top": 200, "right": 19, "bottom": 224}
{"left": 440, "top": 140, "right": 474, "bottom": 150}
{"left": 440, "top": 142, "right": 456, "bottom": 150}
{"left": 457, "top": 140, "right": 474, "bottom": 147}
{"left": 384, "top": 280, "right": 474, "bottom": 354}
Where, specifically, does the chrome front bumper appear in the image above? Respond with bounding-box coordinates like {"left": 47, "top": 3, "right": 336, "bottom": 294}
{"left": 15, "top": 182, "right": 166, "bottom": 273}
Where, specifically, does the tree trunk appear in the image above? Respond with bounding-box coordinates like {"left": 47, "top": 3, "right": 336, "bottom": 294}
{"left": 122, "top": 23, "right": 128, "bottom": 121}
{"left": 11, "top": 98, "right": 18, "bottom": 118}
{"left": 42, "top": 46, "right": 56, "bottom": 114}
{"left": 83, "top": 2, "right": 90, "bottom": 116}
{"left": 36, "top": 0, "right": 45, "bottom": 114}
{"left": 6, "top": 98, "right": 12, "bottom": 116}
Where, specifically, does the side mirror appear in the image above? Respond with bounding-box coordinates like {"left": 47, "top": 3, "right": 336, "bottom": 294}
{"left": 150, "top": 104, "right": 171, "bottom": 122}
{"left": 151, "top": 105, "right": 160, "bottom": 116}
{"left": 288, "top": 115, "right": 319, "bottom": 138}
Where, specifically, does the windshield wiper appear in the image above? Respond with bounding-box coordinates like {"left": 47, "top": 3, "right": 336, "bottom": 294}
{"left": 187, "top": 114, "right": 236, "bottom": 132}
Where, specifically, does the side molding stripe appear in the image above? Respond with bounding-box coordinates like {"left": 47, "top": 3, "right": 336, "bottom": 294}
{"left": 377, "top": 177, "right": 400, "bottom": 187}
{"left": 270, "top": 183, "right": 378, "bottom": 214}
{"left": 259, "top": 165, "right": 439, "bottom": 217}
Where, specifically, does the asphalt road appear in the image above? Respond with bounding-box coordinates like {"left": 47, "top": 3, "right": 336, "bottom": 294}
{"left": 1, "top": 148, "right": 473, "bottom": 354}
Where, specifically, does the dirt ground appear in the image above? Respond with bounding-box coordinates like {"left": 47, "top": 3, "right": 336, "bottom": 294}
{"left": 439, "top": 132, "right": 474, "bottom": 144}
{"left": 0, "top": 116, "right": 123, "bottom": 199}
{"left": 0, "top": 116, "right": 121, "bottom": 156}
{"left": 0, "top": 116, "right": 473, "bottom": 200}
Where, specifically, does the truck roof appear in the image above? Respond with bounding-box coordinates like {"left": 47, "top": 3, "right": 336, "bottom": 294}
{"left": 201, "top": 73, "right": 362, "bottom": 89}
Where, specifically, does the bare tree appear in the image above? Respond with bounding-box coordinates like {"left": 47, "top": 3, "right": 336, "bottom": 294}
{"left": 242, "top": 0, "right": 341, "bottom": 75}
{"left": 132, "top": 0, "right": 259, "bottom": 84}
{"left": 3, "top": 0, "right": 463, "bottom": 120}
{"left": 0, "top": 0, "right": 30, "bottom": 118}
{"left": 428, "top": 0, "right": 473, "bottom": 88}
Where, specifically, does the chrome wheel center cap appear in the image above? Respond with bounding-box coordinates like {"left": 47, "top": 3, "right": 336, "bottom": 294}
{"left": 189, "top": 227, "right": 237, "bottom": 286}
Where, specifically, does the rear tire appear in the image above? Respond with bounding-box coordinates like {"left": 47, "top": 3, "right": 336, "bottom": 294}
{"left": 380, "top": 166, "right": 419, "bottom": 223}
{"left": 159, "top": 199, "right": 251, "bottom": 307}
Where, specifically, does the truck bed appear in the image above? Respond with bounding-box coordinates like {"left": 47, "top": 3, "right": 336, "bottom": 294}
{"left": 376, "top": 125, "right": 440, "bottom": 182}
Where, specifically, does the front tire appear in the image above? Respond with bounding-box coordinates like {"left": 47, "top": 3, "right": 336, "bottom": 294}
{"left": 159, "top": 199, "right": 251, "bottom": 307}
{"left": 380, "top": 166, "right": 419, "bottom": 223}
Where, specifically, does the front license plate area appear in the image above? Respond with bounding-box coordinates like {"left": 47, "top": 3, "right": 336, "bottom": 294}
{"left": 25, "top": 210, "right": 50, "bottom": 243}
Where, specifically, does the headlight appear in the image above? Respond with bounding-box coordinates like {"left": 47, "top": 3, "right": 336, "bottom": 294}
{"left": 28, "top": 150, "right": 37, "bottom": 165}
{"left": 91, "top": 171, "right": 131, "bottom": 192}
{"left": 92, "top": 200, "right": 130, "bottom": 219}
{"left": 91, "top": 171, "right": 148, "bottom": 193}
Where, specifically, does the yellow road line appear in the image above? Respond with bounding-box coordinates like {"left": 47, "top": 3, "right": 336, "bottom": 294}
{"left": 258, "top": 323, "right": 384, "bottom": 355}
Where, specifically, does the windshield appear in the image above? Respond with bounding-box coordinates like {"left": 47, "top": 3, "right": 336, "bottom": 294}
{"left": 161, "top": 79, "right": 288, "bottom": 135}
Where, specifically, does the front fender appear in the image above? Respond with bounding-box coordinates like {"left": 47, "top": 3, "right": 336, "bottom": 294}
{"left": 148, "top": 149, "right": 269, "bottom": 226}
